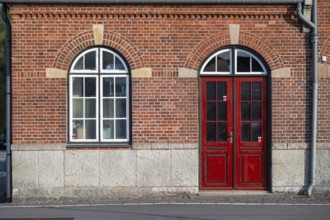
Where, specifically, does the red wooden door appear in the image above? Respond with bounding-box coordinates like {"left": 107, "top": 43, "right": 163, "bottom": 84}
{"left": 201, "top": 77, "right": 267, "bottom": 190}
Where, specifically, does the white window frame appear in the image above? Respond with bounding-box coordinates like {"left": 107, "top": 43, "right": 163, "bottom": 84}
{"left": 70, "top": 48, "right": 99, "bottom": 74}
{"left": 234, "top": 49, "right": 267, "bottom": 75}
{"left": 200, "top": 49, "right": 231, "bottom": 75}
{"left": 200, "top": 48, "right": 267, "bottom": 76}
{"left": 69, "top": 47, "right": 130, "bottom": 144}
{"left": 69, "top": 75, "right": 99, "bottom": 142}
{"left": 100, "top": 75, "right": 129, "bottom": 142}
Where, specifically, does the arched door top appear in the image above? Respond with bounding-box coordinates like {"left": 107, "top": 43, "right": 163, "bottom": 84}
{"left": 200, "top": 47, "right": 268, "bottom": 76}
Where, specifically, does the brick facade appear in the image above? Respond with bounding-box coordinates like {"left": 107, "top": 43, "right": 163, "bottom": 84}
{"left": 6, "top": 1, "right": 330, "bottom": 197}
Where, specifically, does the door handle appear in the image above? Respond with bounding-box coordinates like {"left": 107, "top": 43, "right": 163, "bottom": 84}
{"left": 228, "top": 131, "right": 233, "bottom": 144}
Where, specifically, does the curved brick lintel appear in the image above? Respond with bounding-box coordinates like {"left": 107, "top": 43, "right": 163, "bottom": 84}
{"left": 53, "top": 27, "right": 143, "bottom": 72}
{"left": 185, "top": 31, "right": 284, "bottom": 72}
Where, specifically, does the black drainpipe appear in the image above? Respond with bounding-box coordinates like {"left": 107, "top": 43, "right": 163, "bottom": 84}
{"left": 1, "top": 3, "right": 12, "bottom": 202}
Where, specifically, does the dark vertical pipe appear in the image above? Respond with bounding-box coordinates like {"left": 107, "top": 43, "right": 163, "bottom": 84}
{"left": 307, "top": 0, "right": 318, "bottom": 196}
{"left": 1, "top": 4, "right": 12, "bottom": 202}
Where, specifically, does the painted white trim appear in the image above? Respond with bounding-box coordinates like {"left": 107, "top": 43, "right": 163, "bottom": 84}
{"left": 100, "top": 48, "right": 129, "bottom": 74}
{"left": 100, "top": 75, "right": 129, "bottom": 142}
{"left": 70, "top": 48, "right": 99, "bottom": 74}
{"left": 69, "top": 75, "right": 99, "bottom": 142}
{"left": 234, "top": 49, "right": 267, "bottom": 75}
{"left": 200, "top": 49, "right": 231, "bottom": 75}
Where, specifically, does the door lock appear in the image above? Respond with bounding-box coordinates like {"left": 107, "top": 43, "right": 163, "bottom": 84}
{"left": 228, "top": 131, "right": 233, "bottom": 143}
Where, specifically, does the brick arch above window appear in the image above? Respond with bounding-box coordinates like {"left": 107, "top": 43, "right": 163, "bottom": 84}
{"left": 185, "top": 32, "right": 284, "bottom": 72}
{"left": 53, "top": 30, "right": 144, "bottom": 72}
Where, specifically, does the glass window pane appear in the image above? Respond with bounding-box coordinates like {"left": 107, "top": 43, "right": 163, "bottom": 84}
{"left": 74, "top": 56, "right": 84, "bottom": 70}
{"left": 218, "top": 122, "right": 227, "bottom": 142}
{"left": 204, "top": 57, "right": 216, "bottom": 72}
{"left": 217, "top": 52, "right": 230, "bottom": 72}
{"left": 103, "top": 51, "right": 114, "bottom": 70}
{"left": 206, "top": 122, "right": 216, "bottom": 142}
{"left": 207, "top": 102, "right": 216, "bottom": 121}
{"left": 116, "top": 120, "right": 127, "bottom": 139}
{"left": 85, "top": 120, "right": 96, "bottom": 139}
{"left": 103, "top": 99, "right": 114, "bottom": 118}
{"left": 252, "top": 102, "right": 261, "bottom": 121}
{"left": 252, "top": 122, "right": 261, "bottom": 142}
{"left": 73, "top": 99, "right": 83, "bottom": 118}
{"left": 72, "top": 78, "right": 83, "bottom": 97}
{"left": 103, "top": 77, "right": 114, "bottom": 97}
{"left": 241, "top": 102, "right": 251, "bottom": 121}
{"left": 85, "top": 51, "right": 96, "bottom": 70}
{"left": 206, "top": 82, "right": 216, "bottom": 100}
{"left": 85, "top": 99, "right": 96, "bottom": 118}
{"left": 252, "top": 58, "right": 263, "bottom": 72}
{"left": 115, "top": 56, "right": 126, "bottom": 71}
{"left": 241, "top": 122, "right": 251, "bottom": 142}
{"left": 217, "top": 82, "right": 227, "bottom": 100}
{"left": 241, "top": 82, "right": 251, "bottom": 100}
{"left": 73, "top": 120, "right": 84, "bottom": 139}
{"left": 85, "top": 77, "right": 96, "bottom": 97}
{"left": 103, "top": 120, "right": 114, "bottom": 139}
{"left": 115, "top": 77, "right": 127, "bottom": 97}
{"left": 116, "top": 99, "right": 127, "bottom": 118}
{"left": 217, "top": 102, "right": 227, "bottom": 121}
{"left": 252, "top": 82, "right": 262, "bottom": 101}
{"left": 237, "top": 51, "right": 250, "bottom": 72}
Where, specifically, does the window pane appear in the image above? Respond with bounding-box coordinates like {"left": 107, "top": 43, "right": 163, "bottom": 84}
{"left": 103, "top": 51, "right": 114, "bottom": 70}
{"left": 85, "top": 77, "right": 96, "bottom": 97}
{"left": 217, "top": 82, "right": 227, "bottom": 100}
{"left": 206, "top": 82, "right": 216, "bottom": 100}
{"left": 73, "top": 120, "right": 84, "bottom": 139}
{"left": 116, "top": 99, "right": 127, "bottom": 118}
{"left": 73, "top": 99, "right": 83, "bottom": 118}
{"left": 103, "top": 77, "right": 114, "bottom": 97}
{"left": 85, "top": 120, "right": 96, "bottom": 139}
{"left": 204, "top": 57, "right": 216, "bottom": 72}
{"left": 115, "top": 56, "right": 126, "bottom": 71}
{"left": 241, "top": 102, "right": 251, "bottom": 121}
{"left": 241, "top": 82, "right": 251, "bottom": 100}
{"left": 252, "top": 57, "right": 263, "bottom": 72}
{"left": 206, "top": 122, "right": 216, "bottom": 142}
{"left": 116, "top": 120, "right": 127, "bottom": 139}
{"left": 103, "top": 99, "right": 114, "bottom": 118}
{"left": 252, "top": 102, "right": 261, "bottom": 121}
{"left": 218, "top": 122, "right": 227, "bottom": 142}
{"left": 74, "top": 56, "right": 84, "bottom": 70}
{"left": 103, "top": 120, "right": 114, "bottom": 139}
{"left": 85, "top": 99, "right": 96, "bottom": 118}
{"left": 237, "top": 51, "right": 250, "bottom": 72}
{"left": 85, "top": 51, "right": 96, "bottom": 70}
{"left": 72, "top": 78, "right": 83, "bottom": 97}
{"left": 207, "top": 102, "right": 216, "bottom": 121}
{"left": 218, "top": 102, "right": 227, "bottom": 121}
{"left": 116, "top": 77, "right": 127, "bottom": 97}
{"left": 217, "top": 51, "right": 230, "bottom": 72}
{"left": 252, "top": 122, "right": 261, "bottom": 142}
{"left": 241, "top": 123, "right": 251, "bottom": 142}
{"left": 252, "top": 82, "right": 262, "bottom": 101}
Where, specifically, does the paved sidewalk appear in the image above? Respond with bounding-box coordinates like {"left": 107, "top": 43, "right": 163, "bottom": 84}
{"left": 1, "top": 191, "right": 329, "bottom": 207}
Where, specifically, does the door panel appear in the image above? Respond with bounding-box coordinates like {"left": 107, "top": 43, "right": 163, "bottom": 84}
{"left": 235, "top": 78, "right": 267, "bottom": 189}
{"left": 201, "top": 78, "right": 233, "bottom": 189}
{"left": 201, "top": 77, "right": 267, "bottom": 190}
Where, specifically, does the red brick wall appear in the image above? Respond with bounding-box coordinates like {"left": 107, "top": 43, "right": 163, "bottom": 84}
{"left": 8, "top": 3, "right": 330, "bottom": 145}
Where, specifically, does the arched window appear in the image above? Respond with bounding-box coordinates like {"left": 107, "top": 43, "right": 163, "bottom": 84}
{"left": 200, "top": 48, "right": 267, "bottom": 75}
{"left": 69, "top": 47, "right": 130, "bottom": 145}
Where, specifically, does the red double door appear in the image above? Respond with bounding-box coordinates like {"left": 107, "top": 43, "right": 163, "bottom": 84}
{"left": 201, "top": 77, "right": 267, "bottom": 190}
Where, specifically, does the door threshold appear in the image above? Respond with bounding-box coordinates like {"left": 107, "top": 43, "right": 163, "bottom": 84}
{"left": 198, "top": 190, "right": 270, "bottom": 196}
